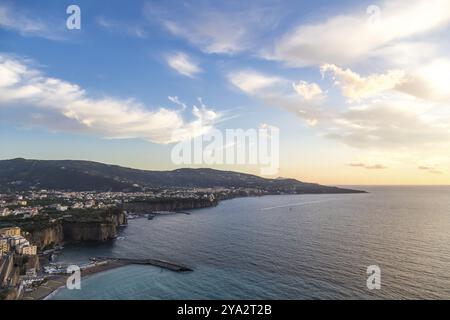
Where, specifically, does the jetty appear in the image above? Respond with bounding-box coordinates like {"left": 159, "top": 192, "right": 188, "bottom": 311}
{"left": 21, "top": 257, "right": 192, "bottom": 300}
{"left": 93, "top": 257, "right": 193, "bottom": 272}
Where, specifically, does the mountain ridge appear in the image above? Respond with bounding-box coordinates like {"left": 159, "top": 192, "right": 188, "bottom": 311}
{"left": 0, "top": 158, "right": 365, "bottom": 194}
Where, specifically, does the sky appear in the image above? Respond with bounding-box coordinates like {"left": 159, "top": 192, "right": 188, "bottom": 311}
{"left": 0, "top": 0, "right": 449, "bottom": 185}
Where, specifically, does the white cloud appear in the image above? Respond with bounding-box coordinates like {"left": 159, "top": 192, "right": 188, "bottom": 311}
{"left": 399, "top": 59, "right": 450, "bottom": 102}
{"left": 321, "top": 64, "right": 406, "bottom": 101}
{"left": 326, "top": 99, "right": 450, "bottom": 149}
{"left": 228, "top": 69, "right": 327, "bottom": 127}
{"left": 0, "top": 54, "right": 219, "bottom": 144}
{"left": 321, "top": 62, "right": 450, "bottom": 103}
{"left": 228, "top": 70, "right": 283, "bottom": 95}
{"left": 292, "top": 81, "right": 323, "bottom": 101}
{"left": 269, "top": 0, "right": 450, "bottom": 66}
{"left": 369, "top": 41, "right": 439, "bottom": 68}
{"left": 165, "top": 52, "right": 201, "bottom": 78}
{"left": 0, "top": 58, "right": 28, "bottom": 87}
{"left": 228, "top": 67, "right": 450, "bottom": 154}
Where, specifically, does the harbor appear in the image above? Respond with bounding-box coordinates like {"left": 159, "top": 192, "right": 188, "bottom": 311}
{"left": 20, "top": 257, "right": 192, "bottom": 300}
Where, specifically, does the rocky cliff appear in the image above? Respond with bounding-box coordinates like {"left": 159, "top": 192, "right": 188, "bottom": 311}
{"left": 122, "top": 198, "right": 218, "bottom": 213}
{"left": 0, "top": 254, "right": 20, "bottom": 300}
{"left": 25, "top": 223, "right": 64, "bottom": 250}
{"left": 22, "top": 209, "right": 127, "bottom": 249}
{"left": 62, "top": 209, "right": 126, "bottom": 242}
{"left": 63, "top": 222, "right": 118, "bottom": 242}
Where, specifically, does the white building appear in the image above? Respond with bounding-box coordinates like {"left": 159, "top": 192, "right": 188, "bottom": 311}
{"left": 0, "top": 208, "right": 11, "bottom": 217}
{"left": 18, "top": 244, "right": 37, "bottom": 256}
{"left": 56, "top": 204, "right": 68, "bottom": 212}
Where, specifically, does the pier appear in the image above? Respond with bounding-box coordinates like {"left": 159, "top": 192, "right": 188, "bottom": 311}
{"left": 21, "top": 257, "right": 192, "bottom": 300}
{"left": 93, "top": 257, "right": 193, "bottom": 272}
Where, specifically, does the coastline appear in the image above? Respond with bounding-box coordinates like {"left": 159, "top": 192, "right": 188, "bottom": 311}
{"left": 20, "top": 192, "right": 366, "bottom": 300}
{"left": 21, "top": 259, "right": 128, "bottom": 300}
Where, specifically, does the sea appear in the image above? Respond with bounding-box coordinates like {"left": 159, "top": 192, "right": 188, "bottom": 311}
{"left": 50, "top": 186, "right": 450, "bottom": 299}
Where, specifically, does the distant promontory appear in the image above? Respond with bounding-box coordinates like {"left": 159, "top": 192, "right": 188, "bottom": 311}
{"left": 0, "top": 158, "right": 365, "bottom": 194}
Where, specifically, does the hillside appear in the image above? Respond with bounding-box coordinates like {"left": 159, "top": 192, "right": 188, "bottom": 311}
{"left": 0, "top": 158, "right": 364, "bottom": 194}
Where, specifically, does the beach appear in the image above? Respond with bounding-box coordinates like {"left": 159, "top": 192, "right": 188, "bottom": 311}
{"left": 21, "top": 259, "right": 128, "bottom": 300}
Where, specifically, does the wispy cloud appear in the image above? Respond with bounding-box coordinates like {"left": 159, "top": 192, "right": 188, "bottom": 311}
{"left": 96, "top": 16, "right": 147, "bottom": 39}
{"left": 220, "top": 0, "right": 450, "bottom": 175}
{"left": 269, "top": 0, "right": 450, "bottom": 66}
{"left": 348, "top": 163, "right": 387, "bottom": 170}
{"left": 144, "top": 1, "right": 282, "bottom": 54}
{"left": 165, "top": 52, "right": 202, "bottom": 78}
{"left": 326, "top": 98, "right": 450, "bottom": 149}
{"left": 418, "top": 166, "right": 443, "bottom": 174}
{"left": 228, "top": 70, "right": 284, "bottom": 95}
{"left": 167, "top": 96, "right": 187, "bottom": 111}
{"left": 228, "top": 69, "right": 326, "bottom": 127}
{"left": 228, "top": 68, "right": 450, "bottom": 153}
{"left": 0, "top": 54, "right": 220, "bottom": 144}
{"left": 0, "top": 3, "right": 65, "bottom": 40}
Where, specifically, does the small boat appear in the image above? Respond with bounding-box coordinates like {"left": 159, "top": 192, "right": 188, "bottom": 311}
{"left": 43, "top": 249, "right": 54, "bottom": 255}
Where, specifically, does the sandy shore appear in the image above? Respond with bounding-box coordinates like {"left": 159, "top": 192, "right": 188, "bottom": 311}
{"left": 21, "top": 260, "right": 128, "bottom": 300}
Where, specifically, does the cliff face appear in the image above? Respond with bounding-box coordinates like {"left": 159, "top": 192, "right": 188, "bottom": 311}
{"left": 25, "top": 223, "right": 64, "bottom": 250}
{"left": 26, "top": 210, "right": 126, "bottom": 249}
{"left": 0, "top": 254, "right": 20, "bottom": 300}
{"left": 62, "top": 210, "right": 126, "bottom": 242}
{"left": 1, "top": 255, "right": 40, "bottom": 300}
{"left": 63, "top": 222, "right": 117, "bottom": 242}
{"left": 111, "top": 210, "right": 127, "bottom": 225}
{"left": 122, "top": 198, "right": 217, "bottom": 213}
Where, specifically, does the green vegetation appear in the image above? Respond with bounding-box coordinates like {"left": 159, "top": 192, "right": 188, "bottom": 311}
{"left": 62, "top": 207, "right": 122, "bottom": 223}
{"left": 0, "top": 158, "right": 365, "bottom": 194}
{"left": 0, "top": 214, "right": 57, "bottom": 232}
{"left": 0, "top": 207, "right": 123, "bottom": 232}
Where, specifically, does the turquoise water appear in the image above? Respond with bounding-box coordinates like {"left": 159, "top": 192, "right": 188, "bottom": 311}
{"left": 51, "top": 186, "right": 450, "bottom": 299}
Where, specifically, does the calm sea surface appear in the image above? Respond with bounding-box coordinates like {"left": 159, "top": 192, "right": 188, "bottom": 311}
{"left": 51, "top": 186, "right": 450, "bottom": 299}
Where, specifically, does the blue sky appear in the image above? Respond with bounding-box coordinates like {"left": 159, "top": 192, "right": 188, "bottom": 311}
{"left": 1, "top": 0, "right": 450, "bottom": 184}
